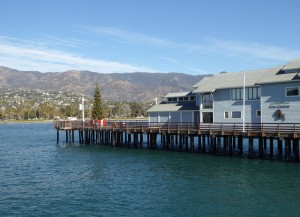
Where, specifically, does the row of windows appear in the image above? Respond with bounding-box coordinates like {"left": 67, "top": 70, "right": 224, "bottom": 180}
{"left": 230, "top": 86, "right": 300, "bottom": 100}
{"left": 167, "top": 96, "right": 196, "bottom": 102}
{"left": 231, "top": 87, "right": 261, "bottom": 100}
{"left": 224, "top": 110, "right": 261, "bottom": 119}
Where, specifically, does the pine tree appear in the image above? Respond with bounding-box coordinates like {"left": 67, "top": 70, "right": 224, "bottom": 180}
{"left": 92, "top": 82, "right": 104, "bottom": 120}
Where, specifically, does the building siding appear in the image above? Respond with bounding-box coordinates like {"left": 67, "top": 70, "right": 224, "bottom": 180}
{"left": 199, "top": 89, "right": 261, "bottom": 123}
{"left": 261, "top": 82, "right": 300, "bottom": 123}
{"left": 170, "top": 112, "right": 180, "bottom": 122}
{"left": 182, "top": 112, "right": 193, "bottom": 123}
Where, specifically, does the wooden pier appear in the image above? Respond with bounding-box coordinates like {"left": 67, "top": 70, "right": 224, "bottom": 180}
{"left": 54, "top": 120, "right": 300, "bottom": 162}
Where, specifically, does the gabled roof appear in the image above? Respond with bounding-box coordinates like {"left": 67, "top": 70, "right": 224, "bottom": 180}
{"left": 192, "top": 64, "right": 300, "bottom": 93}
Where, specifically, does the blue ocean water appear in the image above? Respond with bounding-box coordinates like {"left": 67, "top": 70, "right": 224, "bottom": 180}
{"left": 0, "top": 122, "right": 299, "bottom": 216}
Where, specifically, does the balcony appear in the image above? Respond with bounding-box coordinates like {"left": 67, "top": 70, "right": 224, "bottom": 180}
{"left": 202, "top": 101, "right": 213, "bottom": 109}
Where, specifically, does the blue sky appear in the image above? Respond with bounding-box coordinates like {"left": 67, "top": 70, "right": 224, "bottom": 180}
{"left": 0, "top": 0, "right": 299, "bottom": 75}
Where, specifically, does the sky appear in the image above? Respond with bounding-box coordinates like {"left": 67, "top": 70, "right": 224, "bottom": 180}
{"left": 0, "top": 0, "right": 300, "bottom": 75}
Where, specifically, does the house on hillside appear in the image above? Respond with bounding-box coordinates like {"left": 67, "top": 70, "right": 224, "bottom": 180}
{"left": 147, "top": 59, "right": 300, "bottom": 124}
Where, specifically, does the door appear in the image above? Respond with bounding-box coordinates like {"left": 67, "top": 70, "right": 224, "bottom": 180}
{"left": 202, "top": 112, "right": 213, "bottom": 123}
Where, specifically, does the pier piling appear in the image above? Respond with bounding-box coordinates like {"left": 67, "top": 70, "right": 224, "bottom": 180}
{"left": 54, "top": 120, "right": 300, "bottom": 162}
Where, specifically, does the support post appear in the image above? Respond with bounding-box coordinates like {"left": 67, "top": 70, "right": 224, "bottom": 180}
{"left": 56, "top": 129, "right": 59, "bottom": 144}
{"left": 270, "top": 137, "right": 273, "bottom": 159}
{"left": 248, "top": 137, "right": 253, "bottom": 159}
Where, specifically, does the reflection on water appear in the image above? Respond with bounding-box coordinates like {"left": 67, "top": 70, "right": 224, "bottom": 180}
{"left": 0, "top": 123, "right": 299, "bottom": 216}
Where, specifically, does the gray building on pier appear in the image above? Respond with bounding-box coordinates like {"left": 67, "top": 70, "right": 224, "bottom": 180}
{"left": 147, "top": 91, "right": 199, "bottom": 123}
{"left": 148, "top": 59, "right": 300, "bottom": 124}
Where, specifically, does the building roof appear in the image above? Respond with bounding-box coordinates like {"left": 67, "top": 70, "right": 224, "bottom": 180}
{"left": 193, "top": 64, "right": 300, "bottom": 93}
{"left": 164, "top": 91, "right": 193, "bottom": 98}
{"left": 282, "top": 59, "right": 300, "bottom": 71}
{"left": 147, "top": 103, "right": 198, "bottom": 113}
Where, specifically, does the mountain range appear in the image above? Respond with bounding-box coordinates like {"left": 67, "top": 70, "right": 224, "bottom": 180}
{"left": 0, "top": 66, "right": 208, "bottom": 102}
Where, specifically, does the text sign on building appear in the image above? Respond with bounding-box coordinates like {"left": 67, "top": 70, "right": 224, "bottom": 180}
{"left": 268, "top": 102, "right": 290, "bottom": 109}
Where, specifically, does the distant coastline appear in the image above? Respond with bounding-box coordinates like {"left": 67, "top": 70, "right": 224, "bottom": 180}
{"left": 0, "top": 118, "right": 148, "bottom": 124}
{"left": 0, "top": 119, "right": 53, "bottom": 124}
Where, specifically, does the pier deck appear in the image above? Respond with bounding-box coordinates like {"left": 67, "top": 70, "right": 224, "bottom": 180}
{"left": 54, "top": 120, "right": 300, "bottom": 162}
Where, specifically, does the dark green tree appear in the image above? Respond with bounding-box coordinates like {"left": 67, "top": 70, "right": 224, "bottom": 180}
{"left": 129, "top": 101, "right": 144, "bottom": 117}
{"left": 92, "top": 82, "right": 104, "bottom": 120}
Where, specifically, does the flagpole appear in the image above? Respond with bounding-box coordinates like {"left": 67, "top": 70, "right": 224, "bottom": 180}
{"left": 243, "top": 74, "right": 246, "bottom": 132}
{"left": 82, "top": 96, "right": 85, "bottom": 122}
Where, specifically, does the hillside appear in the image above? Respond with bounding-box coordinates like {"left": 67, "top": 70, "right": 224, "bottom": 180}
{"left": 0, "top": 66, "right": 208, "bottom": 102}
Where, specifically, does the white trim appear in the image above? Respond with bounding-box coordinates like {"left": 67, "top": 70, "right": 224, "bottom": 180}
{"left": 232, "top": 110, "right": 242, "bottom": 119}
{"left": 285, "top": 86, "right": 299, "bottom": 97}
{"left": 224, "top": 111, "right": 229, "bottom": 119}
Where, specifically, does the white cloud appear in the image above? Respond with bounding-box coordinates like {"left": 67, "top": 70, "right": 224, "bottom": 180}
{"left": 83, "top": 26, "right": 300, "bottom": 63}
{"left": 83, "top": 26, "right": 175, "bottom": 49}
{"left": 162, "top": 57, "right": 207, "bottom": 74}
{"left": 0, "top": 36, "right": 157, "bottom": 73}
{"left": 203, "top": 38, "right": 300, "bottom": 62}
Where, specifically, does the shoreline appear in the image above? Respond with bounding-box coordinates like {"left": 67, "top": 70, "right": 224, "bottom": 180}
{"left": 0, "top": 118, "right": 148, "bottom": 124}
{"left": 0, "top": 120, "right": 53, "bottom": 124}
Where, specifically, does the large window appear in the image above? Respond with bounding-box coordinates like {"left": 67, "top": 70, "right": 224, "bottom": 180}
{"left": 286, "top": 87, "right": 299, "bottom": 96}
{"left": 232, "top": 111, "right": 242, "bottom": 119}
{"left": 248, "top": 87, "right": 261, "bottom": 100}
{"left": 231, "top": 88, "right": 243, "bottom": 100}
{"left": 202, "top": 93, "right": 213, "bottom": 109}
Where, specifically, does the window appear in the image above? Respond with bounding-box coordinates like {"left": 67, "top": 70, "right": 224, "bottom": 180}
{"left": 286, "top": 87, "right": 299, "bottom": 96}
{"left": 202, "top": 93, "right": 213, "bottom": 109}
{"left": 179, "top": 97, "right": 183, "bottom": 101}
{"left": 231, "top": 88, "right": 243, "bottom": 100}
{"left": 248, "top": 87, "right": 261, "bottom": 100}
{"left": 190, "top": 96, "right": 195, "bottom": 101}
{"left": 232, "top": 111, "right": 242, "bottom": 119}
{"left": 256, "top": 110, "right": 261, "bottom": 117}
{"left": 224, "top": 111, "right": 229, "bottom": 119}
{"left": 184, "top": 97, "right": 189, "bottom": 101}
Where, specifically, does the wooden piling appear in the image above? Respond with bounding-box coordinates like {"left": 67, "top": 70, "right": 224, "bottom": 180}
{"left": 270, "top": 137, "right": 273, "bottom": 159}
{"left": 248, "top": 137, "right": 253, "bottom": 159}
{"left": 285, "top": 138, "right": 291, "bottom": 162}
{"left": 56, "top": 129, "right": 59, "bottom": 144}
{"left": 54, "top": 120, "right": 300, "bottom": 162}
{"left": 294, "top": 138, "right": 299, "bottom": 162}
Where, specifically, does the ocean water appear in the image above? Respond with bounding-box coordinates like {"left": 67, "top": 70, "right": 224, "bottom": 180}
{"left": 0, "top": 122, "right": 299, "bottom": 217}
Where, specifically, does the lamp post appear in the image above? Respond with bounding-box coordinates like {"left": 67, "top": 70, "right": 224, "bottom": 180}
{"left": 243, "top": 74, "right": 246, "bottom": 132}
{"left": 79, "top": 96, "right": 85, "bottom": 122}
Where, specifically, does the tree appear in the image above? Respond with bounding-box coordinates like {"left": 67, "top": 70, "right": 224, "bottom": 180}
{"left": 92, "top": 82, "right": 104, "bottom": 120}
{"left": 129, "top": 101, "right": 144, "bottom": 117}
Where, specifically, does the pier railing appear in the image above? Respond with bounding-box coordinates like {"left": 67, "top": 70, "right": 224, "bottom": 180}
{"left": 54, "top": 120, "right": 300, "bottom": 138}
